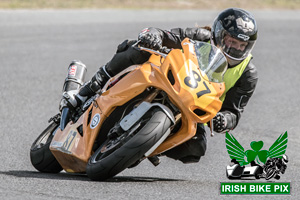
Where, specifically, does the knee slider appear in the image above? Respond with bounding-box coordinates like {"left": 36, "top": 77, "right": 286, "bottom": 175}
{"left": 116, "top": 39, "right": 137, "bottom": 53}
{"left": 117, "top": 40, "right": 129, "bottom": 53}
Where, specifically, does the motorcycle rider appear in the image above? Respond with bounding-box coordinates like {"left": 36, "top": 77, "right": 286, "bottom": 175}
{"left": 263, "top": 155, "right": 288, "bottom": 180}
{"left": 60, "top": 8, "right": 258, "bottom": 163}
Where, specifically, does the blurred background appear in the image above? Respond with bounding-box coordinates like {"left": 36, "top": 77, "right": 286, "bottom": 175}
{"left": 0, "top": 0, "right": 299, "bottom": 9}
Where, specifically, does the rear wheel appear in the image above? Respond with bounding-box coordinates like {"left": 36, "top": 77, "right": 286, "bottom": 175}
{"left": 30, "top": 122, "right": 63, "bottom": 173}
{"left": 86, "top": 108, "right": 172, "bottom": 181}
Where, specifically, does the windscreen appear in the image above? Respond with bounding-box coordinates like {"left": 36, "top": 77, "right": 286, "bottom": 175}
{"left": 194, "top": 41, "right": 228, "bottom": 83}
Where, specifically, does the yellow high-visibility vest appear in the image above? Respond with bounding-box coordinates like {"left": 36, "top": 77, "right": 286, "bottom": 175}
{"left": 220, "top": 54, "right": 252, "bottom": 102}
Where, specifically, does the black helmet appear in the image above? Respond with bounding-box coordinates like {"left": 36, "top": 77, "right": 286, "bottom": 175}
{"left": 212, "top": 8, "right": 258, "bottom": 61}
{"left": 282, "top": 154, "right": 288, "bottom": 164}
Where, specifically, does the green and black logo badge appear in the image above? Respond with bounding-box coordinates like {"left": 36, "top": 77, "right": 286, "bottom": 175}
{"left": 225, "top": 131, "right": 288, "bottom": 180}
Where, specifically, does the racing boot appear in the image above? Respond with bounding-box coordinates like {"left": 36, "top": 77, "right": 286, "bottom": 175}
{"left": 59, "top": 64, "right": 111, "bottom": 111}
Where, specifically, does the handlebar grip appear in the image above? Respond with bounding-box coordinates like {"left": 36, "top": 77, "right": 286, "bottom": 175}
{"left": 133, "top": 40, "right": 171, "bottom": 54}
{"left": 159, "top": 46, "right": 171, "bottom": 54}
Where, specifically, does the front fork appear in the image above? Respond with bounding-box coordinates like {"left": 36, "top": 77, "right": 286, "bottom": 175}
{"left": 59, "top": 107, "right": 70, "bottom": 131}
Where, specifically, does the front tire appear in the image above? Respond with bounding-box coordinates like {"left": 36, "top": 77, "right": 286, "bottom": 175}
{"left": 86, "top": 109, "right": 172, "bottom": 181}
{"left": 30, "top": 122, "right": 63, "bottom": 173}
{"left": 265, "top": 168, "right": 276, "bottom": 180}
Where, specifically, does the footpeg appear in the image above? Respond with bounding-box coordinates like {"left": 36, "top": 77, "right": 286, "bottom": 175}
{"left": 48, "top": 113, "right": 61, "bottom": 124}
{"left": 148, "top": 156, "right": 160, "bottom": 166}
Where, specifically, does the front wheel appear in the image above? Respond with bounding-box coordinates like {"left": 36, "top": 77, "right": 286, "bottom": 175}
{"left": 265, "top": 167, "right": 276, "bottom": 180}
{"left": 86, "top": 108, "right": 172, "bottom": 181}
{"left": 30, "top": 122, "right": 63, "bottom": 173}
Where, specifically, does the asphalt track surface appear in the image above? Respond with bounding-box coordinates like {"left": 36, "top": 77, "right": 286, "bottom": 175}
{"left": 0, "top": 9, "right": 299, "bottom": 200}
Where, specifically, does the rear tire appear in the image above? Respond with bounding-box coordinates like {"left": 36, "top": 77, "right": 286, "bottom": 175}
{"left": 30, "top": 122, "right": 63, "bottom": 173}
{"left": 86, "top": 108, "right": 172, "bottom": 181}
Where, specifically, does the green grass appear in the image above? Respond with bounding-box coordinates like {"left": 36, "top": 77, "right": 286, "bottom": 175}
{"left": 0, "top": 0, "right": 299, "bottom": 9}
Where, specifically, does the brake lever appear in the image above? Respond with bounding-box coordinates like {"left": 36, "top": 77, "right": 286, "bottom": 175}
{"left": 159, "top": 46, "right": 171, "bottom": 54}
{"left": 133, "top": 40, "right": 171, "bottom": 58}
{"left": 132, "top": 40, "right": 141, "bottom": 48}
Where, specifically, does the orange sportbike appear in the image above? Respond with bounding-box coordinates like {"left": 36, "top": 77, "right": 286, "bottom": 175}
{"left": 30, "top": 38, "right": 227, "bottom": 181}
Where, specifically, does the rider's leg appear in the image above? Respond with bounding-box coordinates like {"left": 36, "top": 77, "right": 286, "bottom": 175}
{"left": 79, "top": 40, "right": 150, "bottom": 97}
{"left": 164, "top": 123, "right": 207, "bottom": 164}
{"left": 105, "top": 39, "right": 151, "bottom": 76}
{"left": 60, "top": 40, "right": 151, "bottom": 111}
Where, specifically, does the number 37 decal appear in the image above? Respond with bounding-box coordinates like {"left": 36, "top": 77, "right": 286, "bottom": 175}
{"left": 184, "top": 70, "right": 211, "bottom": 98}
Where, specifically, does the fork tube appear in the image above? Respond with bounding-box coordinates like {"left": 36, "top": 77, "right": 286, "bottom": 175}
{"left": 143, "top": 88, "right": 161, "bottom": 103}
{"left": 60, "top": 107, "right": 70, "bottom": 131}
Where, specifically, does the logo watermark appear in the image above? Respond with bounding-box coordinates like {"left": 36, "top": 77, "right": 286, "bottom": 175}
{"left": 225, "top": 131, "right": 288, "bottom": 180}
{"left": 221, "top": 132, "right": 290, "bottom": 195}
{"left": 220, "top": 182, "right": 290, "bottom": 195}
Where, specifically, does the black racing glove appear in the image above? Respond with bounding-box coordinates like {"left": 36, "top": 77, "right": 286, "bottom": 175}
{"left": 212, "top": 112, "right": 227, "bottom": 133}
{"left": 138, "top": 28, "right": 162, "bottom": 50}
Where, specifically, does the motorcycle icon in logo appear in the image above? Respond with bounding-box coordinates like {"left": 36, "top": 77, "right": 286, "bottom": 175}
{"left": 263, "top": 155, "right": 288, "bottom": 180}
